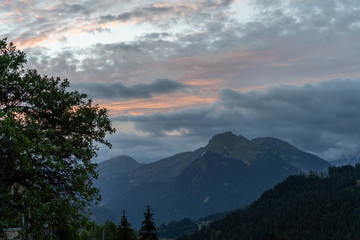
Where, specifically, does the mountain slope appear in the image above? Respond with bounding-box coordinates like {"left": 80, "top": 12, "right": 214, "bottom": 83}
{"left": 96, "top": 155, "right": 141, "bottom": 184}
{"left": 95, "top": 132, "right": 330, "bottom": 226}
{"left": 180, "top": 165, "right": 360, "bottom": 240}
{"left": 251, "top": 137, "right": 329, "bottom": 172}
{"left": 330, "top": 151, "right": 360, "bottom": 166}
{"left": 94, "top": 155, "right": 142, "bottom": 205}
{"left": 127, "top": 147, "right": 204, "bottom": 185}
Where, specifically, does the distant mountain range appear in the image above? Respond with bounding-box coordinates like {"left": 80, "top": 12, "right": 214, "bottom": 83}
{"left": 93, "top": 132, "right": 330, "bottom": 226}
{"left": 329, "top": 151, "right": 360, "bottom": 166}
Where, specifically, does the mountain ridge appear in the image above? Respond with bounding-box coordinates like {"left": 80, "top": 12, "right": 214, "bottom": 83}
{"left": 94, "top": 132, "right": 330, "bottom": 226}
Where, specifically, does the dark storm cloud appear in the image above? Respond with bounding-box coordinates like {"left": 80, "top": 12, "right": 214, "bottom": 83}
{"left": 98, "top": 0, "right": 234, "bottom": 25}
{"left": 100, "top": 6, "right": 172, "bottom": 23}
{"left": 73, "top": 79, "right": 189, "bottom": 99}
{"left": 219, "top": 80, "right": 360, "bottom": 139}
{"left": 49, "top": 3, "right": 92, "bottom": 15}
{"left": 113, "top": 79, "right": 360, "bottom": 161}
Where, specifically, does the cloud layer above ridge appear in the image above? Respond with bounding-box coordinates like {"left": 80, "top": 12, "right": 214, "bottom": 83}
{"left": 2, "top": 0, "right": 360, "bottom": 162}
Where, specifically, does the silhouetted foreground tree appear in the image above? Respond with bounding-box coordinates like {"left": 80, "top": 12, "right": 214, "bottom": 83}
{"left": 0, "top": 38, "right": 115, "bottom": 239}
{"left": 139, "top": 205, "right": 158, "bottom": 240}
{"left": 118, "top": 210, "right": 138, "bottom": 240}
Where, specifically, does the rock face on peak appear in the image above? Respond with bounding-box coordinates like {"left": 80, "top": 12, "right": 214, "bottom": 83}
{"left": 94, "top": 132, "right": 330, "bottom": 227}
{"left": 204, "top": 132, "right": 257, "bottom": 165}
{"left": 251, "top": 137, "right": 329, "bottom": 172}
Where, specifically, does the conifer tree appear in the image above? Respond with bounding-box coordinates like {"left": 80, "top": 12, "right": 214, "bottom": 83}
{"left": 118, "top": 210, "right": 137, "bottom": 240}
{"left": 138, "top": 205, "right": 158, "bottom": 240}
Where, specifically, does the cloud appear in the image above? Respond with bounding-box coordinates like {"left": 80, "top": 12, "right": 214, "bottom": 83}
{"left": 111, "top": 79, "right": 360, "bottom": 161}
{"left": 0, "top": 1, "right": 129, "bottom": 48}
{"left": 23, "top": 0, "right": 360, "bottom": 91}
{"left": 72, "top": 79, "right": 189, "bottom": 99}
{"left": 97, "top": 129, "right": 208, "bottom": 163}
{"left": 2, "top": 0, "right": 236, "bottom": 49}
{"left": 4, "top": 0, "right": 360, "bottom": 163}
{"left": 99, "top": 6, "right": 173, "bottom": 23}
{"left": 20, "top": 0, "right": 359, "bottom": 80}
{"left": 98, "top": 0, "right": 235, "bottom": 25}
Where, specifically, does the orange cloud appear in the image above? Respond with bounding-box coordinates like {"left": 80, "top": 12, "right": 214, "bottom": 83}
{"left": 98, "top": 92, "right": 216, "bottom": 116}
{"left": 13, "top": 20, "right": 119, "bottom": 49}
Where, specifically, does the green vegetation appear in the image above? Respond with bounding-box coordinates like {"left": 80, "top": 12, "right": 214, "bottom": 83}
{"left": 139, "top": 205, "right": 158, "bottom": 240}
{"left": 158, "top": 218, "right": 197, "bottom": 239}
{"left": 158, "top": 211, "right": 229, "bottom": 239}
{"left": 118, "top": 210, "right": 138, "bottom": 240}
{"left": 177, "top": 165, "right": 360, "bottom": 240}
{"left": 79, "top": 220, "right": 119, "bottom": 240}
{"left": 0, "top": 38, "right": 115, "bottom": 239}
{"left": 78, "top": 206, "right": 158, "bottom": 240}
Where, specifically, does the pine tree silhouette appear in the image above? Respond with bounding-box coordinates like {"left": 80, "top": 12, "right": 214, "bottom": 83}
{"left": 138, "top": 205, "right": 158, "bottom": 240}
{"left": 118, "top": 210, "right": 137, "bottom": 240}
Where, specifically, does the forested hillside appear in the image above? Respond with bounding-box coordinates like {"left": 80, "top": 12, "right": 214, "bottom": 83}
{"left": 178, "top": 165, "right": 360, "bottom": 240}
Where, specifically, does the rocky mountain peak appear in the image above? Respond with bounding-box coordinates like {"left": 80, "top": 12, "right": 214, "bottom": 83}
{"left": 204, "top": 132, "right": 256, "bottom": 164}
{"left": 97, "top": 155, "right": 141, "bottom": 175}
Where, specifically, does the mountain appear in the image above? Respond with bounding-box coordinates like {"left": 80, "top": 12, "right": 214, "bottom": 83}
{"left": 179, "top": 165, "right": 360, "bottom": 240}
{"left": 163, "top": 133, "right": 328, "bottom": 221}
{"left": 93, "top": 149, "right": 204, "bottom": 224}
{"left": 96, "top": 155, "right": 141, "bottom": 184}
{"left": 127, "top": 148, "right": 204, "bottom": 185}
{"left": 94, "top": 132, "right": 330, "bottom": 226}
{"left": 94, "top": 155, "right": 142, "bottom": 204}
{"left": 329, "top": 151, "right": 360, "bottom": 166}
{"left": 251, "top": 137, "right": 329, "bottom": 172}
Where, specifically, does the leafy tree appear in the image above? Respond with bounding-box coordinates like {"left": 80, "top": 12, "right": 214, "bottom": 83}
{"left": 139, "top": 205, "right": 158, "bottom": 240}
{"left": 102, "top": 220, "right": 118, "bottom": 240}
{"left": 118, "top": 210, "right": 138, "bottom": 240}
{"left": 0, "top": 38, "right": 115, "bottom": 239}
{"left": 79, "top": 220, "right": 102, "bottom": 240}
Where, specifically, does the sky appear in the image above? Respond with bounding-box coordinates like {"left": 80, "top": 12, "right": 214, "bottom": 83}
{"left": 2, "top": 0, "right": 360, "bottom": 162}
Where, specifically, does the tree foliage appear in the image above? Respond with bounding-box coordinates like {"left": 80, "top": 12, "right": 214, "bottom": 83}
{"left": 0, "top": 38, "right": 115, "bottom": 239}
{"left": 118, "top": 210, "right": 138, "bottom": 240}
{"left": 139, "top": 205, "right": 158, "bottom": 240}
{"left": 158, "top": 218, "right": 198, "bottom": 239}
